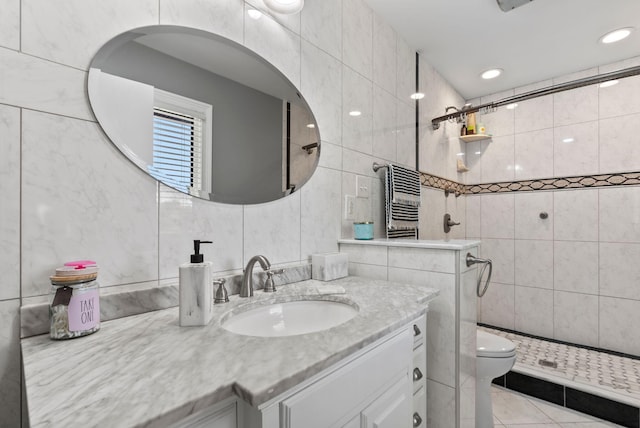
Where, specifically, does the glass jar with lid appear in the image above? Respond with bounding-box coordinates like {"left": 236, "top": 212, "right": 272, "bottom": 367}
{"left": 49, "top": 261, "right": 100, "bottom": 340}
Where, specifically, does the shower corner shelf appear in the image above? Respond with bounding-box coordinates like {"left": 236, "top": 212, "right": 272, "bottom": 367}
{"left": 460, "top": 134, "right": 491, "bottom": 143}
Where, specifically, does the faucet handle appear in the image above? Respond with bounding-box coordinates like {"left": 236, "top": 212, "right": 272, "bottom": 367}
{"left": 213, "top": 278, "right": 229, "bottom": 303}
{"left": 263, "top": 269, "right": 284, "bottom": 293}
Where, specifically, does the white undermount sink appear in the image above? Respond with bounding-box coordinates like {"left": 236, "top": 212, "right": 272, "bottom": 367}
{"left": 221, "top": 299, "right": 358, "bottom": 337}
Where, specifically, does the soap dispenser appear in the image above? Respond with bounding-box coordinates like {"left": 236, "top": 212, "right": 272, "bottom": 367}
{"left": 179, "top": 240, "right": 214, "bottom": 327}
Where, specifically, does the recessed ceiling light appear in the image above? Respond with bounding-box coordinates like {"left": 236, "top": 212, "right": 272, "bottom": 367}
{"left": 456, "top": 152, "right": 465, "bottom": 156}
{"left": 263, "top": 0, "right": 304, "bottom": 14}
{"left": 505, "top": 103, "right": 518, "bottom": 109}
{"left": 600, "top": 27, "right": 633, "bottom": 44}
{"left": 349, "top": 110, "right": 362, "bottom": 117}
{"left": 599, "top": 80, "right": 619, "bottom": 88}
{"left": 306, "top": 123, "right": 315, "bottom": 128}
{"left": 481, "top": 68, "right": 503, "bottom": 79}
{"left": 410, "top": 92, "right": 425, "bottom": 100}
{"left": 247, "top": 9, "right": 262, "bottom": 19}
{"left": 562, "top": 137, "right": 574, "bottom": 143}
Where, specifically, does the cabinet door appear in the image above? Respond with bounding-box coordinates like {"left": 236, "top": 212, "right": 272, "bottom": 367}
{"left": 171, "top": 399, "right": 236, "bottom": 428}
{"left": 341, "top": 414, "right": 360, "bottom": 428}
{"left": 280, "top": 330, "right": 412, "bottom": 428}
{"left": 361, "top": 375, "right": 412, "bottom": 428}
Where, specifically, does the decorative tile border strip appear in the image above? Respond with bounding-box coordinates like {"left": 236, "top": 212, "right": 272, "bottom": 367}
{"left": 419, "top": 172, "right": 640, "bottom": 195}
{"left": 420, "top": 172, "right": 465, "bottom": 195}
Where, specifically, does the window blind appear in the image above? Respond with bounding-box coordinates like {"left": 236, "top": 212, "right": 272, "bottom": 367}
{"left": 151, "top": 107, "right": 204, "bottom": 194}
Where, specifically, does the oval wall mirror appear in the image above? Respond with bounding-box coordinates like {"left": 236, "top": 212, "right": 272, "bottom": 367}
{"left": 88, "top": 25, "right": 320, "bottom": 205}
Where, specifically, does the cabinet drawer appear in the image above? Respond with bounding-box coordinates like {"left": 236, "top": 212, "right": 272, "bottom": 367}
{"left": 412, "top": 315, "right": 426, "bottom": 347}
{"left": 412, "top": 345, "right": 426, "bottom": 393}
{"left": 280, "top": 328, "right": 413, "bottom": 428}
{"left": 412, "top": 386, "right": 426, "bottom": 428}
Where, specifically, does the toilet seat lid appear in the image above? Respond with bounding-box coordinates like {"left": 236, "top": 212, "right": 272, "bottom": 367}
{"left": 477, "top": 330, "right": 516, "bottom": 357}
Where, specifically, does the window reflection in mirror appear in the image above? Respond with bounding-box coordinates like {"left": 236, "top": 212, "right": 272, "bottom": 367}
{"left": 150, "top": 89, "right": 212, "bottom": 197}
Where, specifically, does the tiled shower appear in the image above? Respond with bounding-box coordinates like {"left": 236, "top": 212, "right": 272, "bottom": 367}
{"left": 457, "top": 58, "right": 640, "bottom": 425}
{"left": 463, "top": 59, "right": 640, "bottom": 358}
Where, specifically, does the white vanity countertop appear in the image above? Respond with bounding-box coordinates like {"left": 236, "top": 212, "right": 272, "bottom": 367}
{"left": 21, "top": 276, "right": 439, "bottom": 428}
{"left": 338, "top": 238, "right": 481, "bottom": 250}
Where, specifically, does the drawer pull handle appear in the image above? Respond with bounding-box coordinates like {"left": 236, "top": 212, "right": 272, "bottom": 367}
{"left": 413, "top": 412, "right": 422, "bottom": 427}
{"left": 413, "top": 367, "right": 423, "bottom": 381}
{"left": 413, "top": 325, "right": 421, "bottom": 336}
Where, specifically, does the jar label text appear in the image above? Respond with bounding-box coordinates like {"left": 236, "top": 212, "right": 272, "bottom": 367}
{"left": 68, "top": 290, "right": 100, "bottom": 332}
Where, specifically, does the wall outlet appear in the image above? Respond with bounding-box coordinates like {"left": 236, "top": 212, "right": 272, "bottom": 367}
{"left": 356, "top": 176, "right": 370, "bottom": 198}
{"left": 344, "top": 195, "right": 355, "bottom": 220}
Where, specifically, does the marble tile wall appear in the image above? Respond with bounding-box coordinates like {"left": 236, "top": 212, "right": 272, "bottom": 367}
{"left": 412, "top": 55, "right": 469, "bottom": 241}
{"left": 467, "top": 56, "right": 640, "bottom": 356}
{"left": 418, "top": 58, "right": 467, "bottom": 182}
{"left": 0, "top": 0, "right": 430, "bottom": 424}
{"left": 336, "top": 0, "right": 423, "bottom": 240}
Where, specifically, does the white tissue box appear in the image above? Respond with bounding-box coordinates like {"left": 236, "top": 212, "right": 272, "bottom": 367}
{"left": 312, "top": 253, "right": 349, "bottom": 281}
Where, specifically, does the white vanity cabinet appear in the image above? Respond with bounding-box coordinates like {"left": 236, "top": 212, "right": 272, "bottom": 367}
{"left": 176, "top": 320, "right": 421, "bottom": 428}
{"left": 237, "top": 320, "right": 421, "bottom": 428}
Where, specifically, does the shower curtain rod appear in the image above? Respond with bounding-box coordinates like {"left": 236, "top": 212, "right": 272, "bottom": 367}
{"left": 431, "top": 64, "right": 640, "bottom": 130}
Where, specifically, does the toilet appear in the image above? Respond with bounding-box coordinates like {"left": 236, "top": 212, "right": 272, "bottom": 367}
{"left": 476, "top": 330, "right": 517, "bottom": 428}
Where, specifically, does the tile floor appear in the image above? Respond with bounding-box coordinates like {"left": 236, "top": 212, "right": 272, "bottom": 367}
{"left": 493, "top": 386, "right": 623, "bottom": 427}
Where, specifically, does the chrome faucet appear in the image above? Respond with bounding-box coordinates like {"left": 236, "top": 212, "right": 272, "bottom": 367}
{"left": 240, "top": 255, "right": 271, "bottom": 297}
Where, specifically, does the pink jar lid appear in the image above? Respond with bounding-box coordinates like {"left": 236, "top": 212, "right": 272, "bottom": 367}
{"left": 55, "top": 260, "right": 99, "bottom": 277}
{"left": 64, "top": 260, "right": 97, "bottom": 269}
